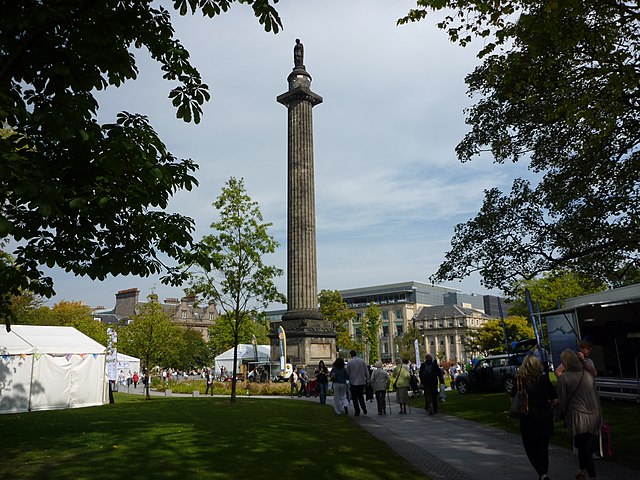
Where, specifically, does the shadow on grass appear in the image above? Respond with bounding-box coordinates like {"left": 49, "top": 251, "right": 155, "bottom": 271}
{"left": 0, "top": 394, "right": 426, "bottom": 480}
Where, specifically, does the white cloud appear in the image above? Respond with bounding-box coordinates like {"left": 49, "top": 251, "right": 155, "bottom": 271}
{"left": 40, "top": 0, "right": 531, "bottom": 309}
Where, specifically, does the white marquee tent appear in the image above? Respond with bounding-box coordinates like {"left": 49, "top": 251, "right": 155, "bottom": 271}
{"left": 115, "top": 352, "right": 141, "bottom": 375}
{"left": 0, "top": 325, "right": 108, "bottom": 414}
{"left": 214, "top": 344, "right": 270, "bottom": 374}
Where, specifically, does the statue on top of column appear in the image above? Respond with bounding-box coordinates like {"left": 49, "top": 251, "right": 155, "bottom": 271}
{"left": 294, "top": 39, "right": 304, "bottom": 68}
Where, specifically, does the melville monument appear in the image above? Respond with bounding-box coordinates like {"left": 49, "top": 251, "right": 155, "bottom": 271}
{"left": 270, "top": 40, "right": 336, "bottom": 370}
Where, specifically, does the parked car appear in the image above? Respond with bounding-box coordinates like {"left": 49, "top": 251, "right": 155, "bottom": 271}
{"left": 455, "top": 340, "right": 536, "bottom": 395}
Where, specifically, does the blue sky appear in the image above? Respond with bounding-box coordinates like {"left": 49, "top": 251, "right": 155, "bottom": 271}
{"left": 42, "top": 0, "right": 530, "bottom": 309}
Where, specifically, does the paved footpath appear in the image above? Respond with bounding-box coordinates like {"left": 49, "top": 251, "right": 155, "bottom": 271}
{"left": 120, "top": 387, "right": 638, "bottom": 480}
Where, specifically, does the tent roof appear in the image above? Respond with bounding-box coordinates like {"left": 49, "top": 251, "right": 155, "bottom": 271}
{"left": 10, "top": 325, "right": 106, "bottom": 354}
{"left": 215, "top": 344, "right": 270, "bottom": 361}
{"left": 0, "top": 326, "right": 35, "bottom": 355}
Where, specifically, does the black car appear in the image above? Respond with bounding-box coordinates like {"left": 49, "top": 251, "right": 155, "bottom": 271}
{"left": 455, "top": 340, "right": 537, "bottom": 395}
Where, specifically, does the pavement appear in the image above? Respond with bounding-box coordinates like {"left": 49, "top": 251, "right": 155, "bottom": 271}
{"left": 117, "top": 385, "right": 638, "bottom": 480}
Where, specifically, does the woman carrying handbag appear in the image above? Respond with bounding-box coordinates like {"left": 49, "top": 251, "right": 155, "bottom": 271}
{"left": 510, "top": 355, "right": 557, "bottom": 480}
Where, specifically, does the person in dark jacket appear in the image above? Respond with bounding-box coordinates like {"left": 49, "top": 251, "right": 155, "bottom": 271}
{"left": 511, "top": 354, "right": 557, "bottom": 480}
{"left": 419, "top": 354, "right": 445, "bottom": 414}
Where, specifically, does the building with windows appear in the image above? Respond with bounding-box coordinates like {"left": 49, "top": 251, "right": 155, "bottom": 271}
{"left": 414, "top": 304, "right": 493, "bottom": 363}
{"left": 339, "top": 281, "right": 497, "bottom": 362}
{"left": 268, "top": 281, "right": 509, "bottom": 363}
{"left": 93, "top": 288, "right": 218, "bottom": 341}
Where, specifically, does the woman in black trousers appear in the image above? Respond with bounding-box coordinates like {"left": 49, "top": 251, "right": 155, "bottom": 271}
{"left": 512, "top": 354, "right": 557, "bottom": 480}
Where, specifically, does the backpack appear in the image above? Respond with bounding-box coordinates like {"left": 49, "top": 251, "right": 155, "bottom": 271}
{"left": 420, "top": 362, "right": 436, "bottom": 384}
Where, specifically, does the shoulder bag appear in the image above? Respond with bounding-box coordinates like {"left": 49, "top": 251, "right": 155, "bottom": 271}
{"left": 508, "top": 375, "right": 529, "bottom": 419}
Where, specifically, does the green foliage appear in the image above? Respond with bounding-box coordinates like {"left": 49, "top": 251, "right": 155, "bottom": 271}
{"left": 185, "top": 177, "right": 285, "bottom": 401}
{"left": 507, "top": 271, "right": 607, "bottom": 316}
{"left": 361, "top": 303, "right": 382, "bottom": 363}
{"left": 401, "top": 1, "right": 640, "bottom": 294}
{"left": 177, "top": 329, "right": 212, "bottom": 370}
{"left": 462, "top": 315, "right": 534, "bottom": 356}
{"left": 399, "top": 324, "right": 424, "bottom": 362}
{"left": 207, "top": 311, "right": 269, "bottom": 357}
{"left": 118, "top": 294, "right": 185, "bottom": 397}
{"left": 0, "top": 1, "right": 282, "bottom": 330}
{"left": 318, "top": 289, "right": 357, "bottom": 352}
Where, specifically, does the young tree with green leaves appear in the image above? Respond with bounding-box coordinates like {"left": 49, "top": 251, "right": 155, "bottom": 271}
{"left": 399, "top": 323, "right": 424, "bottom": 364}
{"left": 462, "top": 316, "right": 534, "bottom": 357}
{"left": 118, "top": 294, "right": 184, "bottom": 399}
{"left": 185, "top": 177, "right": 285, "bottom": 402}
{"left": 178, "top": 329, "right": 212, "bottom": 371}
{"left": 318, "top": 289, "right": 357, "bottom": 354}
{"left": 361, "top": 303, "right": 382, "bottom": 364}
{"left": 400, "top": 2, "right": 640, "bottom": 294}
{"left": 1, "top": 1, "right": 282, "bottom": 331}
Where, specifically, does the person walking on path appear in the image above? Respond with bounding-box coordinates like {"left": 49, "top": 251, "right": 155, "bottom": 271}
{"left": 557, "top": 349, "right": 602, "bottom": 480}
{"left": 392, "top": 358, "right": 411, "bottom": 414}
{"left": 346, "top": 349, "right": 370, "bottom": 416}
{"left": 331, "top": 357, "right": 349, "bottom": 415}
{"left": 370, "top": 360, "right": 390, "bottom": 415}
{"left": 512, "top": 355, "right": 557, "bottom": 480}
{"left": 419, "top": 353, "right": 445, "bottom": 415}
{"left": 314, "top": 360, "right": 329, "bottom": 405}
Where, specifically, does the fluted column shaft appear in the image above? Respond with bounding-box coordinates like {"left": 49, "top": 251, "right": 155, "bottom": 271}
{"left": 286, "top": 98, "right": 317, "bottom": 311}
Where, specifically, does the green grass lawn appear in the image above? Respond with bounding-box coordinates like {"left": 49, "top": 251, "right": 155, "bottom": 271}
{"left": 0, "top": 393, "right": 425, "bottom": 480}
{"left": 419, "top": 388, "right": 640, "bottom": 470}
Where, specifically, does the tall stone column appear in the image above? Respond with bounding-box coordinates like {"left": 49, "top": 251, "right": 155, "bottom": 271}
{"left": 270, "top": 39, "right": 335, "bottom": 370}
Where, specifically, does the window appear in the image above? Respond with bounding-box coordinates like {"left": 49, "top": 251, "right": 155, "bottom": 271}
{"left": 208, "top": 312, "right": 215, "bottom": 320}
{"left": 430, "top": 340, "right": 434, "bottom": 346}
{"left": 440, "top": 339, "right": 444, "bottom": 346}
{"left": 450, "top": 336, "right": 455, "bottom": 345}
{"left": 396, "top": 324, "right": 403, "bottom": 336}
{"left": 439, "top": 321, "right": 444, "bottom": 328}
{"left": 381, "top": 311, "right": 389, "bottom": 320}
{"left": 382, "top": 324, "right": 389, "bottom": 336}
{"left": 395, "top": 310, "right": 403, "bottom": 320}
{"left": 459, "top": 320, "right": 465, "bottom": 327}
{"left": 448, "top": 320, "right": 453, "bottom": 328}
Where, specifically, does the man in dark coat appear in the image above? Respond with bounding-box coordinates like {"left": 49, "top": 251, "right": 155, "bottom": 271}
{"left": 419, "top": 354, "right": 445, "bottom": 414}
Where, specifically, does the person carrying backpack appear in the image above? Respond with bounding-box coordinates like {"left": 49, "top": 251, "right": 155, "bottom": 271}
{"left": 419, "top": 354, "right": 445, "bottom": 414}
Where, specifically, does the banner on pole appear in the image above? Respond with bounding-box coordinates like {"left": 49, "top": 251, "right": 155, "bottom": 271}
{"left": 278, "top": 326, "right": 286, "bottom": 372}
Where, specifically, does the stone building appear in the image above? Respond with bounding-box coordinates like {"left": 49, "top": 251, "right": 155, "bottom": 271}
{"left": 340, "top": 281, "right": 497, "bottom": 362}
{"left": 94, "top": 288, "right": 217, "bottom": 341}
{"left": 414, "top": 304, "right": 493, "bottom": 363}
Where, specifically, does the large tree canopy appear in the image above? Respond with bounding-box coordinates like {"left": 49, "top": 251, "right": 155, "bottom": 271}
{"left": 0, "top": 0, "right": 282, "bottom": 329}
{"left": 401, "top": 1, "right": 640, "bottom": 294}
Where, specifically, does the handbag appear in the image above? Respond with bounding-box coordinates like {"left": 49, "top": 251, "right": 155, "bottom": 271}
{"left": 508, "top": 375, "right": 529, "bottom": 419}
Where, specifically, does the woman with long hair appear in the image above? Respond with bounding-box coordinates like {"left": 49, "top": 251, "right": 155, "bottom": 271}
{"left": 512, "top": 354, "right": 557, "bottom": 480}
{"left": 315, "top": 360, "right": 329, "bottom": 405}
{"left": 330, "top": 357, "right": 349, "bottom": 415}
{"left": 557, "top": 349, "right": 602, "bottom": 480}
